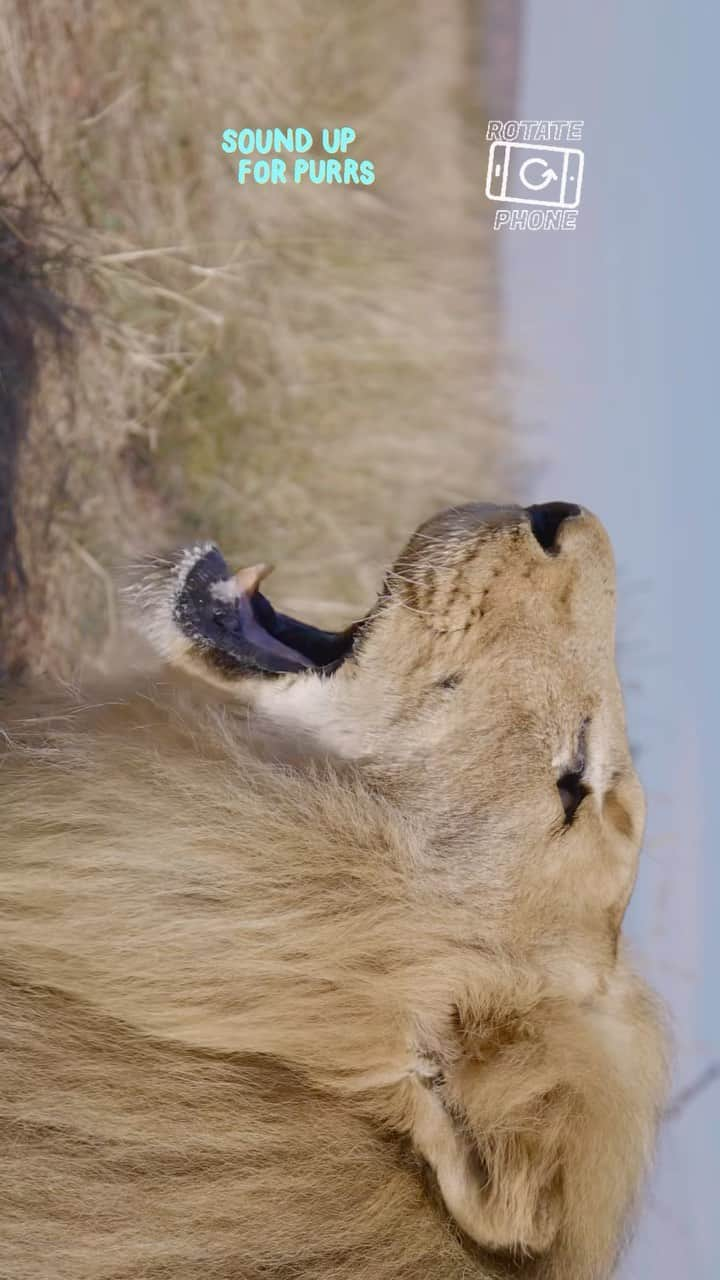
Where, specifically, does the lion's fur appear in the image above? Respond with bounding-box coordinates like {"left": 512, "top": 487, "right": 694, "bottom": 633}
{"left": 0, "top": 504, "right": 668, "bottom": 1279}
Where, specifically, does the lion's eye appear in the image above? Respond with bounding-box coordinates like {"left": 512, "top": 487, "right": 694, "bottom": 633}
{"left": 557, "top": 770, "right": 589, "bottom": 824}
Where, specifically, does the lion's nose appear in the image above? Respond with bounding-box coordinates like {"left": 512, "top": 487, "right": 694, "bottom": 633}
{"left": 526, "top": 502, "right": 581, "bottom": 553}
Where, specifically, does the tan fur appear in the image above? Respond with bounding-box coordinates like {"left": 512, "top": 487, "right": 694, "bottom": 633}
{"left": 0, "top": 503, "right": 668, "bottom": 1279}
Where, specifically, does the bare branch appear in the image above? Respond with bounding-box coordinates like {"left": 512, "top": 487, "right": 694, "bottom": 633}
{"left": 665, "top": 1061, "right": 720, "bottom": 1121}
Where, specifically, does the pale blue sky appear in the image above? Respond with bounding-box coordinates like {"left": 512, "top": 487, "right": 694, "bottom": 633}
{"left": 497, "top": 2, "right": 718, "bottom": 1273}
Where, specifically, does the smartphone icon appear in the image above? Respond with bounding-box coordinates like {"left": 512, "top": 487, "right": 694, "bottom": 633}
{"left": 485, "top": 142, "right": 584, "bottom": 209}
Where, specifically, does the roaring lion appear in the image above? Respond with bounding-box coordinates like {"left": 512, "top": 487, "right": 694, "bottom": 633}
{"left": 0, "top": 501, "right": 667, "bottom": 1280}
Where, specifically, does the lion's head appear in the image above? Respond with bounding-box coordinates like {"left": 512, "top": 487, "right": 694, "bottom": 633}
{"left": 142, "top": 501, "right": 644, "bottom": 976}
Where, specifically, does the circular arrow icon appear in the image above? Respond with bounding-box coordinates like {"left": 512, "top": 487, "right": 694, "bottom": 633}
{"left": 519, "top": 157, "right": 558, "bottom": 191}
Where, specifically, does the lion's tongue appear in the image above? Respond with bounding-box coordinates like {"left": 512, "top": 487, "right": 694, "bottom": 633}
{"left": 211, "top": 566, "right": 312, "bottom": 669}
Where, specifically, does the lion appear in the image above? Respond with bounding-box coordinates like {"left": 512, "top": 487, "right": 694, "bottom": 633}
{"left": 0, "top": 500, "right": 667, "bottom": 1280}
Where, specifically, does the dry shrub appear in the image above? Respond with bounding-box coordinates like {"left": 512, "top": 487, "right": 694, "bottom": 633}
{"left": 0, "top": 0, "right": 508, "bottom": 676}
{"left": 0, "top": 132, "right": 73, "bottom": 675}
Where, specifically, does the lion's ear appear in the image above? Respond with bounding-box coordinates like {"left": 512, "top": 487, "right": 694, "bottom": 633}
{"left": 410, "top": 1077, "right": 563, "bottom": 1255}
{"left": 133, "top": 543, "right": 355, "bottom": 689}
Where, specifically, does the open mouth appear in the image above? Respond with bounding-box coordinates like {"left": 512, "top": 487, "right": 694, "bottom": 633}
{"left": 171, "top": 500, "right": 585, "bottom": 680}
{"left": 174, "top": 545, "right": 358, "bottom": 677}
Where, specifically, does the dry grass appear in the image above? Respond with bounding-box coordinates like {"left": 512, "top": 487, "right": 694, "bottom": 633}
{"left": 0, "top": 0, "right": 509, "bottom": 677}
